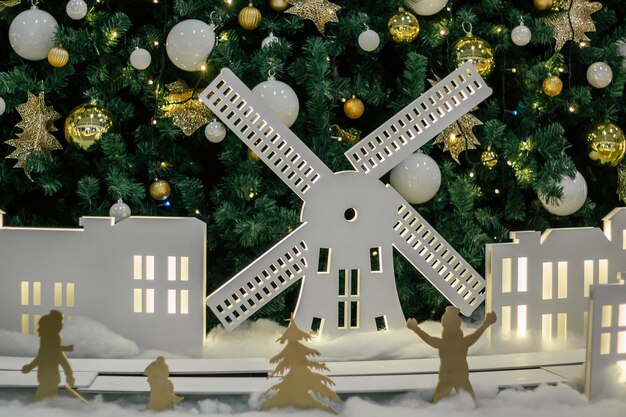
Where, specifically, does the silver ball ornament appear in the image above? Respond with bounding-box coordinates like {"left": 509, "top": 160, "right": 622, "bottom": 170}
{"left": 166, "top": 20, "right": 216, "bottom": 71}
{"left": 252, "top": 77, "right": 299, "bottom": 127}
{"left": 390, "top": 152, "right": 441, "bottom": 204}
{"left": 9, "top": 6, "right": 58, "bottom": 61}
{"left": 205, "top": 121, "right": 227, "bottom": 143}
{"left": 262, "top": 32, "right": 279, "bottom": 49}
{"left": 586, "top": 62, "right": 613, "bottom": 89}
{"left": 0, "top": 97, "right": 5, "bottom": 116}
{"left": 539, "top": 171, "right": 587, "bottom": 216}
{"left": 66, "top": 0, "right": 88, "bottom": 20}
{"left": 405, "top": 0, "right": 448, "bottom": 16}
{"left": 358, "top": 29, "right": 380, "bottom": 52}
{"left": 511, "top": 24, "right": 532, "bottom": 46}
{"left": 109, "top": 199, "right": 132, "bottom": 223}
{"left": 130, "top": 48, "right": 152, "bottom": 70}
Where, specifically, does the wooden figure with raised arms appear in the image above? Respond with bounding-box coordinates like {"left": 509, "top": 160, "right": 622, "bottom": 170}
{"left": 144, "top": 356, "right": 183, "bottom": 411}
{"left": 21, "top": 310, "right": 75, "bottom": 402}
{"left": 200, "top": 63, "right": 492, "bottom": 337}
{"left": 407, "top": 307, "right": 497, "bottom": 403}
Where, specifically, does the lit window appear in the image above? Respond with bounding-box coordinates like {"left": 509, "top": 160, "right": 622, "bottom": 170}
{"left": 146, "top": 289, "right": 155, "bottom": 313}
{"left": 620, "top": 304, "right": 626, "bottom": 327}
{"left": 133, "top": 256, "right": 142, "bottom": 280}
{"left": 517, "top": 305, "right": 527, "bottom": 338}
{"left": 168, "top": 289, "right": 177, "bottom": 314}
{"left": 21, "top": 314, "right": 29, "bottom": 335}
{"left": 601, "top": 332, "right": 611, "bottom": 355}
{"left": 517, "top": 257, "right": 527, "bottom": 292}
{"left": 146, "top": 256, "right": 155, "bottom": 280}
{"left": 180, "top": 290, "right": 189, "bottom": 314}
{"left": 21, "top": 282, "right": 29, "bottom": 306}
{"left": 557, "top": 313, "right": 567, "bottom": 343}
{"left": 602, "top": 305, "right": 612, "bottom": 328}
{"left": 599, "top": 259, "right": 608, "bottom": 284}
{"left": 542, "top": 263, "right": 553, "bottom": 300}
{"left": 618, "top": 331, "right": 626, "bottom": 354}
{"left": 66, "top": 283, "right": 75, "bottom": 307}
{"left": 557, "top": 262, "right": 567, "bottom": 299}
{"left": 584, "top": 260, "right": 594, "bottom": 297}
{"left": 33, "top": 282, "right": 41, "bottom": 306}
{"left": 542, "top": 314, "right": 552, "bottom": 344}
{"left": 168, "top": 256, "right": 176, "bottom": 281}
{"left": 502, "top": 258, "right": 512, "bottom": 293}
{"left": 133, "top": 289, "right": 142, "bottom": 313}
{"left": 180, "top": 257, "right": 189, "bottom": 281}
{"left": 54, "top": 283, "right": 63, "bottom": 307}
{"left": 501, "top": 306, "right": 511, "bottom": 339}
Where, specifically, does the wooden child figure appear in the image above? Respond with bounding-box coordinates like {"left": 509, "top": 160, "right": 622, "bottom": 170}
{"left": 144, "top": 356, "right": 183, "bottom": 411}
{"left": 407, "top": 307, "right": 497, "bottom": 403}
{"left": 21, "top": 310, "right": 75, "bottom": 402}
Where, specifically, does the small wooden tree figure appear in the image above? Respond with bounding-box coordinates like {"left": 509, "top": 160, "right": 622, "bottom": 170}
{"left": 407, "top": 307, "right": 497, "bottom": 403}
{"left": 144, "top": 356, "right": 183, "bottom": 411}
{"left": 261, "top": 315, "right": 341, "bottom": 414}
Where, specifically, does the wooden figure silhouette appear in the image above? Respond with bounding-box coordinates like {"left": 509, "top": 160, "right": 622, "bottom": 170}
{"left": 144, "top": 356, "right": 183, "bottom": 411}
{"left": 261, "top": 315, "right": 341, "bottom": 414}
{"left": 407, "top": 307, "right": 497, "bottom": 403}
{"left": 21, "top": 310, "right": 75, "bottom": 402}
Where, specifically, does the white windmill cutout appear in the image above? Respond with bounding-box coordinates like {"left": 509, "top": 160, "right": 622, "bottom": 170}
{"left": 200, "top": 63, "right": 492, "bottom": 337}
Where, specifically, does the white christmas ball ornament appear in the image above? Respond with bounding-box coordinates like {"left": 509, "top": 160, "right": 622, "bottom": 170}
{"left": 109, "top": 199, "right": 131, "bottom": 223}
{"left": 511, "top": 24, "right": 532, "bottom": 46}
{"left": 586, "top": 62, "right": 613, "bottom": 88}
{"left": 66, "top": 0, "right": 88, "bottom": 20}
{"left": 539, "top": 171, "right": 587, "bottom": 216}
{"left": 9, "top": 6, "right": 59, "bottom": 61}
{"left": 390, "top": 152, "right": 441, "bottom": 204}
{"left": 406, "top": 0, "right": 448, "bottom": 16}
{"left": 252, "top": 77, "right": 300, "bottom": 127}
{"left": 0, "top": 97, "right": 5, "bottom": 116}
{"left": 358, "top": 29, "right": 380, "bottom": 52}
{"left": 262, "top": 32, "right": 279, "bottom": 49}
{"left": 205, "top": 121, "right": 227, "bottom": 143}
{"left": 130, "top": 48, "right": 152, "bottom": 70}
{"left": 166, "top": 19, "right": 215, "bottom": 71}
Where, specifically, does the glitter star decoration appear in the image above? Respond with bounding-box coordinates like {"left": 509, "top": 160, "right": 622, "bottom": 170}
{"left": 4, "top": 92, "right": 62, "bottom": 180}
{"left": 0, "top": 0, "right": 21, "bottom": 12}
{"left": 286, "top": 0, "right": 341, "bottom": 34}
{"left": 162, "top": 81, "right": 213, "bottom": 136}
{"left": 433, "top": 113, "right": 483, "bottom": 164}
{"left": 544, "top": 0, "right": 602, "bottom": 51}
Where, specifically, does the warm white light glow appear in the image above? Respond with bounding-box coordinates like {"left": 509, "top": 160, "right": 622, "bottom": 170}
{"left": 542, "top": 314, "right": 552, "bottom": 344}
{"left": 133, "top": 289, "right": 142, "bottom": 313}
{"left": 21, "top": 314, "right": 29, "bottom": 335}
{"left": 146, "top": 289, "right": 155, "bottom": 313}
{"left": 557, "top": 262, "right": 568, "bottom": 299}
{"left": 542, "top": 262, "right": 553, "bottom": 300}
{"left": 517, "top": 257, "right": 528, "bottom": 292}
{"left": 557, "top": 313, "right": 567, "bottom": 343}
{"left": 146, "top": 256, "right": 155, "bottom": 280}
{"left": 168, "top": 289, "right": 176, "bottom": 314}
{"left": 180, "top": 257, "right": 189, "bottom": 281}
{"left": 617, "top": 361, "right": 626, "bottom": 384}
{"left": 602, "top": 305, "right": 613, "bottom": 328}
{"left": 502, "top": 258, "right": 512, "bottom": 293}
{"left": 21, "top": 281, "right": 29, "bottom": 306}
{"left": 180, "top": 290, "right": 189, "bottom": 314}
{"left": 618, "top": 331, "right": 626, "bottom": 354}
{"left": 584, "top": 260, "right": 594, "bottom": 297}
{"left": 134, "top": 255, "right": 142, "bottom": 280}
{"left": 54, "top": 283, "right": 63, "bottom": 307}
{"left": 619, "top": 304, "right": 626, "bottom": 327}
{"left": 501, "top": 306, "right": 511, "bottom": 339}
{"left": 66, "top": 283, "right": 75, "bottom": 307}
{"left": 517, "top": 305, "right": 527, "bottom": 338}
{"left": 601, "top": 332, "right": 611, "bottom": 355}
{"left": 33, "top": 282, "right": 41, "bottom": 306}
{"left": 168, "top": 256, "right": 176, "bottom": 281}
{"left": 599, "top": 259, "right": 609, "bottom": 284}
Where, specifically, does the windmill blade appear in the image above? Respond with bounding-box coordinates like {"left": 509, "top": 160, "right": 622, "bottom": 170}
{"left": 389, "top": 197, "right": 485, "bottom": 316}
{"left": 206, "top": 224, "right": 310, "bottom": 330}
{"left": 345, "top": 62, "right": 492, "bottom": 178}
{"left": 199, "top": 69, "right": 333, "bottom": 201}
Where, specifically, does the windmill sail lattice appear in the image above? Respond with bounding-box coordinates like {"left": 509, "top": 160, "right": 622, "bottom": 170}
{"left": 201, "top": 64, "right": 492, "bottom": 335}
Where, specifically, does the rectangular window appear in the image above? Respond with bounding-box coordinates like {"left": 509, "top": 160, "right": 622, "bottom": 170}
{"left": 21, "top": 314, "right": 29, "bottom": 335}
{"left": 618, "top": 331, "right": 626, "bottom": 354}
{"left": 180, "top": 257, "right": 189, "bottom": 281}
{"left": 180, "top": 290, "right": 189, "bottom": 314}
{"left": 584, "top": 260, "right": 594, "bottom": 297}
{"left": 602, "top": 305, "right": 613, "bottom": 328}
{"left": 168, "top": 256, "right": 176, "bottom": 281}
{"left": 542, "top": 314, "right": 552, "bottom": 344}
{"left": 370, "top": 247, "right": 381, "bottom": 272}
{"left": 502, "top": 258, "right": 512, "bottom": 293}
{"left": 557, "top": 313, "right": 567, "bottom": 343}
{"left": 54, "top": 283, "right": 63, "bottom": 307}
{"left": 350, "top": 301, "right": 359, "bottom": 328}
{"left": 557, "top": 262, "right": 568, "bottom": 299}
{"left": 66, "top": 283, "right": 75, "bottom": 307}
{"left": 133, "top": 255, "right": 142, "bottom": 280}
{"left": 375, "top": 315, "right": 388, "bottom": 331}
{"left": 21, "top": 281, "right": 29, "bottom": 306}
{"left": 338, "top": 270, "right": 347, "bottom": 297}
{"left": 350, "top": 269, "right": 360, "bottom": 296}
{"left": 601, "top": 332, "right": 611, "bottom": 355}
{"left": 168, "top": 289, "right": 176, "bottom": 314}
{"left": 517, "top": 305, "right": 527, "bottom": 338}
{"left": 542, "top": 262, "right": 553, "bottom": 300}
{"left": 33, "top": 315, "right": 41, "bottom": 336}
{"left": 317, "top": 248, "right": 331, "bottom": 273}
{"left": 338, "top": 301, "right": 346, "bottom": 328}
{"left": 501, "top": 306, "right": 511, "bottom": 340}
{"left": 33, "top": 282, "right": 41, "bottom": 306}
{"left": 618, "top": 361, "right": 626, "bottom": 384}
{"left": 133, "top": 289, "right": 142, "bottom": 313}
{"left": 599, "top": 259, "right": 609, "bottom": 284}
{"left": 311, "top": 317, "right": 324, "bottom": 334}
{"left": 620, "top": 304, "right": 626, "bottom": 327}
{"left": 146, "top": 289, "right": 155, "bottom": 313}
{"left": 146, "top": 256, "right": 155, "bottom": 280}
{"left": 517, "top": 257, "right": 528, "bottom": 292}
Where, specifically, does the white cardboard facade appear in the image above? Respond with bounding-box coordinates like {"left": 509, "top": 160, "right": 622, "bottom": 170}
{"left": 486, "top": 208, "right": 626, "bottom": 350}
{"left": 201, "top": 64, "right": 492, "bottom": 337}
{"left": 585, "top": 283, "right": 626, "bottom": 400}
{"left": 0, "top": 215, "right": 207, "bottom": 356}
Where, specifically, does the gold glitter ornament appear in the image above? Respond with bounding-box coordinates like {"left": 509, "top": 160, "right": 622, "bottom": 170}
{"left": 586, "top": 122, "right": 626, "bottom": 167}
{"left": 47, "top": 46, "right": 69, "bottom": 68}
{"left": 544, "top": 0, "right": 602, "bottom": 51}
{"left": 4, "top": 92, "right": 62, "bottom": 180}
{"left": 269, "top": 0, "right": 289, "bottom": 12}
{"left": 481, "top": 146, "right": 498, "bottom": 169}
{"left": 433, "top": 113, "right": 483, "bottom": 163}
{"left": 387, "top": 8, "right": 420, "bottom": 43}
{"left": 331, "top": 124, "right": 361, "bottom": 143}
{"left": 162, "top": 81, "right": 213, "bottom": 136}
{"left": 542, "top": 75, "right": 563, "bottom": 96}
{"left": 343, "top": 97, "right": 364, "bottom": 119}
{"left": 0, "top": 0, "right": 21, "bottom": 12}
{"left": 451, "top": 31, "right": 495, "bottom": 77}
{"left": 285, "top": 0, "right": 341, "bottom": 34}
{"left": 618, "top": 163, "right": 626, "bottom": 204}
{"left": 238, "top": 3, "right": 262, "bottom": 30}
{"left": 533, "top": 0, "right": 553, "bottom": 10}
{"left": 150, "top": 179, "right": 171, "bottom": 201}
{"left": 64, "top": 102, "right": 113, "bottom": 149}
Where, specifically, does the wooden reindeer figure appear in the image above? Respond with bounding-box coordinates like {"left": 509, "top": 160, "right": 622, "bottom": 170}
{"left": 21, "top": 310, "right": 75, "bottom": 402}
{"left": 407, "top": 307, "right": 497, "bottom": 403}
{"left": 144, "top": 356, "right": 183, "bottom": 411}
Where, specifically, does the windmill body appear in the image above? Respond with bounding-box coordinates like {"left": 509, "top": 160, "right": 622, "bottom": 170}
{"left": 200, "top": 64, "right": 492, "bottom": 336}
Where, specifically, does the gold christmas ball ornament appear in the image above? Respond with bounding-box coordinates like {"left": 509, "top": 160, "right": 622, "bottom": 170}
{"left": 48, "top": 46, "right": 69, "bottom": 68}
{"left": 247, "top": 148, "right": 261, "bottom": 161}
{"left": 149, "top": 179, "right": 171, "bottom": 201}
{"left": 388, "top": 8, "right": 420, "bottom": 43}
{"left": 343, "top": 97, "right": 365, "bottom": 119}
{"left": 586, "top": 122, "right": 626, "bottom": 167}
{"left": 269, "top": 0, "right": 289, "bottom": 12}
{"left": 238, "top": 3, "right": 262, "bottom": 30}
{"left": 542, "top": 75, "right": 563, "bottom": 96}
{"left": 451, "top": 33, "right": 495, "bottom": 77}
{"left": 481, "top": 147, "right": 498, "bottom": 170}
{"left": 533, "top": 0, "right": 553, "bottom": 11}
{"left": 64, "top": 102, "right": 113, "bottom": 149}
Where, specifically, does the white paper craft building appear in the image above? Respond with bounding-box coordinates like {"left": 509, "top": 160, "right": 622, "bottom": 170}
{"left": 486, "top": 208, "right": 626, "bottom": 350}
{"left": 0, "top": 212, "right": 206, "bottom": 355}
{"left": 585, "top": 283, "right": 626, "bottom": 400}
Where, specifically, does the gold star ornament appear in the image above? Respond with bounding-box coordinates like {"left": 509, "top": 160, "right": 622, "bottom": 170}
{"left": 162, "top": 81, "right": 213, "bottom": 136}
{"left": 286, "top": 0, "right": 341, "bottom": 34}
{"left": 4, "top": 92, "right": 63, "bottom": 180}
{"left": 433, "top": 113, "right": 483, "bottom": 164}
{"left": 544, "top": 0, "right": 602, "bottom": 51}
